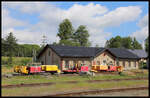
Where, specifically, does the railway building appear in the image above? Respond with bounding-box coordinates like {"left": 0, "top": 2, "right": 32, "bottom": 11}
{"left": 37, "top": 44, "right": 148, "bottom": 71}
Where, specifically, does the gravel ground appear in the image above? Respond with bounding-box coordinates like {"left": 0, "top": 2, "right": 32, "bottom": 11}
{"left": 81, "top": 89, "right": 149, "bottom": 97}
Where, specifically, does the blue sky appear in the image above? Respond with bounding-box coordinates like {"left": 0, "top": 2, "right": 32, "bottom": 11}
{"left": 2, "top": 1, "right": 149, "bottom": 47}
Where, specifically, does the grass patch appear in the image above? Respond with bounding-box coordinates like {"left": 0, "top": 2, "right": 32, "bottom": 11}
{"left": 2, "top": 56, "right": 32, "bottom": 67}
{"left": 2, "top": 72, "right": 148, "bottom": 85}
{"left": 2, "top": 80, "right": 148, "bottom": 96}
{"left": 2, "top": 65, "right": 148, "bottom": 85}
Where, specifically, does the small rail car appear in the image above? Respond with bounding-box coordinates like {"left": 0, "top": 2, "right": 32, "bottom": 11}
{"left": 107, "top": 65, "right": 117, "bottom": 72}
{"left": 41, "top": 65, "right": 61, "bottom": 74}
{"left": 63, "top": 64, "right": 89, "bottom": 73}
{"left": 91, "top": 65, "right": 108, "bottom": 72}
{"left": 14, "top": 66, "right": 22, "bottom": 73}
{"left": 116, "top": 66, "right": 123, "bottom": 72}
{"left": 20, "top": 66, "right": 29, "bottom": 74}
{"left": 28, "top": 66, "right": 43, "bottom": 74}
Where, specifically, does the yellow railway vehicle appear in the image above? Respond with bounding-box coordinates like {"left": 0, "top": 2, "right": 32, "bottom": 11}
{"left": 41, "top": 65, "right": 61, "bottom": 74}
{"left": 91, "top": 65, "right": 98, "bottom": 72}
{"left": 99, "top": 65, "right": 108, "bottom": 71}
{"left": 20, "top": 66, "right": 29, "bottom": 74}
{"left": 117, "top": 66, "right": 123, "bottom": 72}
{"left": 14, "top": 66, "right": 21, "bottom": 73}
{"left": 91, "top": 65, "right": 108, "bottom": 72}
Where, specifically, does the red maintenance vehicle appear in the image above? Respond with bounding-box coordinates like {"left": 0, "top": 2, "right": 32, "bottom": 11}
{"left": 63, "top": 64, "right": 89, "bottom": 74}
{"left": 27, "top": 63, "right": 44, "bottom": 74}
{"left": 107, "top": 65, "right": 117, "bottom": 72}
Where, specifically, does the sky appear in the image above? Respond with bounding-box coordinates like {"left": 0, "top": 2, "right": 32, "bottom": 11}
{"left": 2, "top": 1, "right": 149, "bottom": 48}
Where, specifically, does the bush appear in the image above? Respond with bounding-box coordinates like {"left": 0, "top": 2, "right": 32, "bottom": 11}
{"left": 139, "top": 61, "right": 147, "bottom": 69}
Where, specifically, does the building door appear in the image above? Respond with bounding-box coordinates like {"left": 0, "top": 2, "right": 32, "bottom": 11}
{"left": 134, "top": 61, "right": 136, "bottom": 68}
{"left": 129, "top": 61, "right": 131, "bottom": 68}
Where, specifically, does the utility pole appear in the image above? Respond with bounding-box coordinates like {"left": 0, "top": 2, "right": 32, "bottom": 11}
{"left": 32, "top": 49, "right": 36, "bottom": 63}
{"left": 40, "top": 34, "right": 47, "bottom": 47}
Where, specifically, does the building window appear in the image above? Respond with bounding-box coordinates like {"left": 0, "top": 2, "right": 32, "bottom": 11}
{"left": 49, "top": 51, "right": 51, "bottom": 56}
{"left": 73, "top": 60, "right": 77, "bottom": 65}
{"left": 109, "top": 61, "right": 113, "bottom": 66}
{"left": 82, "top": 60, "right": 84, "bottom": 64}
{"left": 117, "top": 61, "right": 119, "bottom": 66}
{"left": 129, "top": 61, "right": 131, "bottom": 67}
{"left": 65, "top": 60, "right": 69, "bottom": 68}
{"left": 41, "top": 61, "right": 44, "bottom": 65}
{"left": 123, "top": 61, "right": 125, "bottom": 67}
{"left": 134, "top": 61, "right": 136, "bottom": 67}
{"left": 97, "top": 61, "right": 100, "bottom": 65}
{"left": 103, "top": 60, "right": 106, "bottom": 65}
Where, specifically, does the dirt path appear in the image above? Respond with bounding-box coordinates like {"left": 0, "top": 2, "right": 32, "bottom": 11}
{"left": 84, "top": 89, "right": 149, "bottom": 96}
{"left": 44, "top": 86, "right": 148, "bottom": 96}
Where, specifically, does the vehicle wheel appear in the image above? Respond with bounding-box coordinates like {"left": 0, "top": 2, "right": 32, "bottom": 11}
{"left": 51, "top": 72, "right": 55, "bottom": 75}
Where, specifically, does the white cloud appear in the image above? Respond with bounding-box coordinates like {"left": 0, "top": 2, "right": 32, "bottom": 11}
{"left": 2, "top": 2, "right": 143, "bottom": 47}
{"left": 138, "top": 14, "right": 148, "bottom": 28}
{"left": 2, "top": 8, "right": 28, "bottom": 29}
{"left": 96, "top": 6, "right": 142, "bottom": 28}
{"left": 130, "top": 14, "right": 149, "bottom": 45}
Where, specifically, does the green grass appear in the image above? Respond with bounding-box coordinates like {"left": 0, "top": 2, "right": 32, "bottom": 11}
{"left": 2, "top": 64, "right": 148, "bottom": 86}
{"left": 2, "top": 80, "right": 148, "bottom": 96}
{"left": 2, "top": 56, "right": 32, "bottom": 66}
{"left": 2, "top": 71, "right": 148, "bottom": 85}
{"left": 2, "top": 68, "right": 148, "bottom": 96}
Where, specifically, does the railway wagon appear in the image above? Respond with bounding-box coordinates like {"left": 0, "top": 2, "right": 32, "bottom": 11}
{"left": 14, "top": 66, "right": 22, "bottom": 73}
{"left": 107, "top": 65, "right": 117, "bottom": 72}
{"left": 91, "top": 65, "right": 108, "bottom": 72}
{"left": 19, "top": 66, "right": 43, "bottom": 74}
{"left": 20, "top": 66, "right": 29, "bottom": 74}
{"left": 28, "top": 66, "right": 43, "bottom": 74}
{"left": 41, "top": 65, "right": 61, "bottom": 74}
{"left": 63, "top": 64, "right": 89, "bottom": 73}
{"left": 117, "top": 66, "right": 123, "bottom": 72}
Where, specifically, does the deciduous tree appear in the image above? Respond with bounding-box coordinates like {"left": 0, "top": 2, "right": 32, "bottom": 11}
{"left": 74, "top": 25, "right": 91, "bottom": 47}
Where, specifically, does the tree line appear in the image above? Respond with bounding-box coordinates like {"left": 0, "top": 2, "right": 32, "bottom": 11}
{"left": 53, "top": 18, "right": 148, "bottom": 53}
{"left": 105, "top": 36, "right": 142, "bottom": 49}
{"left": 2, "top": 33, "right": 41, "bottom": 57}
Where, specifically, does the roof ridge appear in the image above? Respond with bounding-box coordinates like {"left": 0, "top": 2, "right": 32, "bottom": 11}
{"left": 48, "top": 44, "right": 104, "bottom": 49}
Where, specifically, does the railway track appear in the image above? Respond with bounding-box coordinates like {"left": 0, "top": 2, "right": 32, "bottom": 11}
{"left": 2, "top": 77, "right": 148, "bottom": 89}
{"left": 44, "top": 86, "right": 148, "bottom": 96}
{"left": 2, "top": 71, "right": 119, "bottom": 78}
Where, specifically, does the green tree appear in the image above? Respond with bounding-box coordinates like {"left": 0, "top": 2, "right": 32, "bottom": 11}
{"left": 16, "top": 44, "right": 41, "bottom": 57}
{"left": 5, "top": 32, "right": 18, "bottom": 66}
{"left": 95, "top": 44, "right": 99, "bottom": 47}
{"left": 121, "top": 37, "right": 133, "bottom": 49}
{"left": 105, "top": 36, "right": 142, "bottom": 49}
{"left": 105, "top": 36, "right": 122, "bottom": 48}
{"left": 52, "top": 42, "right": 58, "bottom": 45}
{"left": 132, "top": 37, "right": 142, "bottom": 49}
{"left": 57, "top": 19, "right": 74, "bottom": 45}
{"left": 2, "top": 38, "right": 6, "bottom": 56}
{"left": 73, "top": 25, "right": 91, "bottom": 46}
{"left": 145, "top": 36, "right": 149, "bottom": 53}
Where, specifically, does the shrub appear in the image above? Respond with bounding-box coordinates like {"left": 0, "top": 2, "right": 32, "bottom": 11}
{"left": 139, "top": 61, "right": 147, "bottom": 69}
